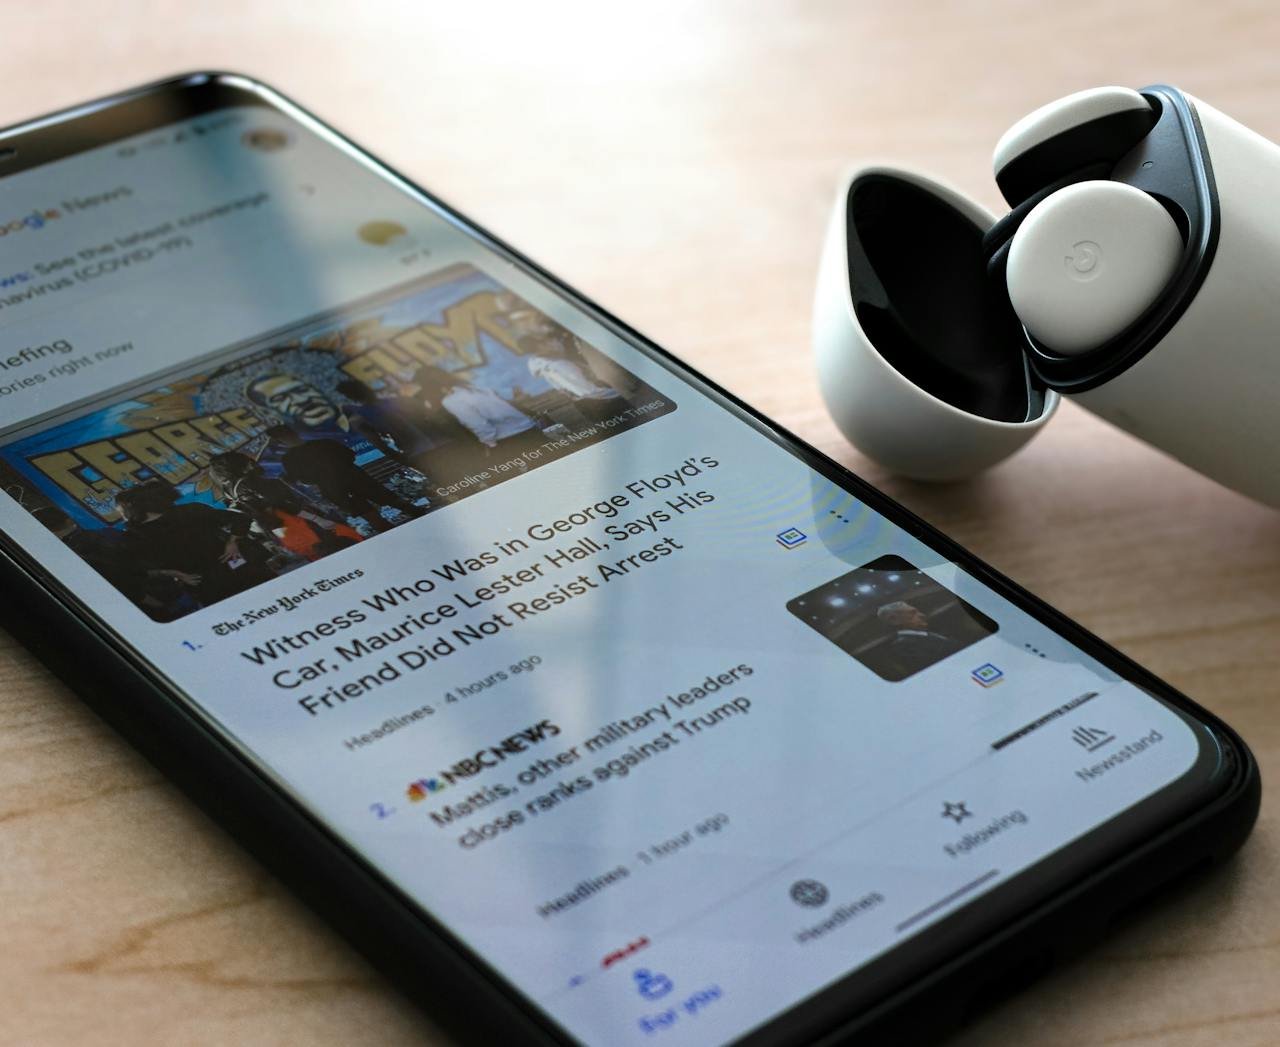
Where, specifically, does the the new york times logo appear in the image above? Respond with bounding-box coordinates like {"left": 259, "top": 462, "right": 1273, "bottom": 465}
{"left": 439, "top": 719, "right": 561, "bottom": 784}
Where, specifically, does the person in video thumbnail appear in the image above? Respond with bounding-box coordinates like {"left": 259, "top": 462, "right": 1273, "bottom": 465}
{"left": 415, "top": 366, "right": 545, "bottom": 458}
{"left": 374, "top": 366, "right": 489, "bottom": 496}
{"left": 208, "top": 451, "right": 363, "bottom": 562}
{"left": 876, "top": 600, "right": 967, "bottom": 675}
{"left": 501, "top": 294, "right": 642, "bottom": 400}
{"left": 32, "top": 505, "right": 144, "bottom": 604}
{"left": 397, "top": 366, "right": 484, "bottom": 445}
{"left": 265, "top": 425, "right": 423, "bottom": 533}
{"left": 525, "top": 353, "right": 616, "bottom": 400}
{"left": 115, "top": 480, "right": 274, "bottom": 614}
{"left": 334, "top": 378, "right": 427, "bottom": 464}
{"left": 524, "top": 352, "right": 623, "bottom": 425}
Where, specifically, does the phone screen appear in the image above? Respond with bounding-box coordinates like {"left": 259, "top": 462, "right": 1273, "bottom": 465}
{"left": 0, "top": 82, "right": 1222, "bottom": 1045}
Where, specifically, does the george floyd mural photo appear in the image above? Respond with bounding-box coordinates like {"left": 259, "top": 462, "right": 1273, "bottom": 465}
{"left": 0, "top": 263, "right": 675, "bottom": 621}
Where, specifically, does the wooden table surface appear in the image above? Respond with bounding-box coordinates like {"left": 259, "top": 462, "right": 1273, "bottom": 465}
{"left": 1, "top": 1, "right": 1277, "bottom": 1043}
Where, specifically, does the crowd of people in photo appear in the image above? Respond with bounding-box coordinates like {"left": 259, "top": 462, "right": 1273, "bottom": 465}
{"left": 31, "top": 317, "right": 649, "bottom": 622}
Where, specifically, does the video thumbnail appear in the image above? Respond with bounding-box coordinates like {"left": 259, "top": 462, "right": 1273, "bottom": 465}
{"left": 787, "top": 555, "right": 997, "bottom": 681}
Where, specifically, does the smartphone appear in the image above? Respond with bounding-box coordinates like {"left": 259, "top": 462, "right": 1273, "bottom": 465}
{"left": 0, "top": 74, "right": 1258, "bottom": 1045}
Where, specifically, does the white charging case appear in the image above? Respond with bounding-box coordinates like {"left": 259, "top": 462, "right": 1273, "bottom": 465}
{"left": 1065, "top": 94, "right": 1280, "bottom": 507}
{"left": 814, "top": 86, "right": 1280, "bottom": 507}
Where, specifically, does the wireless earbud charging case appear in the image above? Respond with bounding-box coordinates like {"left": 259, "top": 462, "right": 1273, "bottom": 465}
{"left": 816, "top": 90, "right": 1280, "bottom": 506}
{"left": 814, "top": 166, "right": 1058, "bottom": 481}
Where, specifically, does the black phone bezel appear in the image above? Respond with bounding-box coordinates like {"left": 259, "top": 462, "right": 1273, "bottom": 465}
{"left": 0, "top": 73, "right": 1260, "bottom": 1047}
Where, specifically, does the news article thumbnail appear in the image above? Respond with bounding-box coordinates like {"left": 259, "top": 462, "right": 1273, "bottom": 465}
{"left": 0, "top": 263, "right": 675, "bottom": 622}
{"left": 787, "top": 555, "right": 997, "bottom": 681}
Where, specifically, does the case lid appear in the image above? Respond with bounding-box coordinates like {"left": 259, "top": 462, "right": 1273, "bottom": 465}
{"left": 813, "top": 166, "right": 1057, "bottom": 482}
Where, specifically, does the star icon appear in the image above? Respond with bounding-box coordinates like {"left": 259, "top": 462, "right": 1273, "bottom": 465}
{"left": 941, "top": 801, "right": 972, "bottom": 825}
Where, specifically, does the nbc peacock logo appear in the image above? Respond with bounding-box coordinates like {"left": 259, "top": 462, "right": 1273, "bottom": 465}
{"left": 406, "top": 777, "right": 448, "bottom": 802}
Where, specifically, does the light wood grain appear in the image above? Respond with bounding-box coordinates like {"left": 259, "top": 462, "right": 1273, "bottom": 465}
{"left": 1, "top": 1, "right": 1277, "bottom": 1043}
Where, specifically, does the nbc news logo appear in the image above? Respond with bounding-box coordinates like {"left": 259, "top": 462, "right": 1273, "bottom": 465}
{"left": 405, "top": 777, "right": 448, "bottom": 802}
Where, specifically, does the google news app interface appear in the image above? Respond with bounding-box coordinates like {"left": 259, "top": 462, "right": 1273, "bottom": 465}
{"left": 0, "top": 99, "right": 1203, "bottom": 1044}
